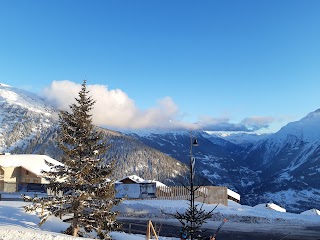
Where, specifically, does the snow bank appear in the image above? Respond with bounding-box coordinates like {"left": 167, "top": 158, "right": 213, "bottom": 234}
{"left": 0, "top": 200, "right": 179, "bottom": 240}
{"left": 0, "top": 227, "right": 88, "bottom": 240}
{"left": 1, "top": 197, "right": 320, "bottom": 240}
{"left": 300, "top": 208, "right": 320, "bottom": 216}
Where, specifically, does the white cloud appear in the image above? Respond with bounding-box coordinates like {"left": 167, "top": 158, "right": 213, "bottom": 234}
{"left": 241, "top": 116, "right": 275, "bottom": 131}
{"left": 42, "top": 80, "right": 80, "bottom": 111}
{"left": 42, "top": 80, "right": 181, "bottom": 129}
{"left": 42, "top": 80, "right": 276, "bottom": 132}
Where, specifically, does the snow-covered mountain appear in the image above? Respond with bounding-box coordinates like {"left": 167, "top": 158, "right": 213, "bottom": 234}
{"left": 242, "top": 110, "right": 320, "bottom": 212}
{"left": 0, "top": 83, "right": 57, "bottom": 152}
{"left": 205, "top": 131, "right": 269, "bottom": 148}
{"left": 0, "top": 83, "right": 189, "bottom": 185}
{"left": 124, "top": 130, "right": 258, "bottom": 192}
{"left": 2, "top": 83, "right": 320, "bottom": 212}
{"left": 123, "top": 110, "right": 320, "bottom": 212}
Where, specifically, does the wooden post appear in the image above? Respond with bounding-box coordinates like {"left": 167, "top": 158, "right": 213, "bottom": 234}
{"left": 146, "top": 220, "right": 151, "bottom": 240}
{"left": 150, "top": 221, "right": 158, "bottom": 240}
{"left": 146, "top": 220, "right": 158, "bottom": 240}
{"left": 129, "top": 223, "right": 132, "bottom": 234}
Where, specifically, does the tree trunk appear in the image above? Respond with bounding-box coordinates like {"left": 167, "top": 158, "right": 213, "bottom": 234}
{"left": 72, "top": 211, "right": 79, "bottom": 237}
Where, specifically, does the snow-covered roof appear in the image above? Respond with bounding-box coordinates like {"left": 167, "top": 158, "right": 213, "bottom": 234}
{"left": 300, "top": 208, "right": 320, "bottom": 216}
{"left": 0, "top": 154, "right": 62, "bottom": 176}
{"left": 142, "top": 180, "right": 167, "bottom": 187}
{"left": 117, "top": 175, "right": 145, "bottom": 183}
{"left": 254, "top": 203, "right": 286, "bottom": 212}
{"left": 227, "top": 188, "right": 241, "bottom": 201}
{"left": 116, "top": 175, "right": 167, "bottom": 187}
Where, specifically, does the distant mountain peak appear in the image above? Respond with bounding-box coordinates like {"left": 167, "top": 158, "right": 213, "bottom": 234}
{"left": 0, "top": 83, "right": 11, "bottom": 87}
{"left": 0, "top": 82, "right": 54, "bottom": 115}
{"left": 205, "top": 131, "right": 269, "bottom": 147}
{"left": 303, "top": 108, "right": 320, "bottom": 119}
{"left": 0, "top": 83, "right": 58, "bottom": 151}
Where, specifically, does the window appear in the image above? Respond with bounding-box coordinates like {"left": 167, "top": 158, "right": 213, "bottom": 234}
{"left": 33, "top": 179, "right": 39, "bottom": 183}
{"left": 25, "top": 179, "right": 30, "bottom": 183}
{"left": 26, "top": 170, "right": 29, "bottom": 175}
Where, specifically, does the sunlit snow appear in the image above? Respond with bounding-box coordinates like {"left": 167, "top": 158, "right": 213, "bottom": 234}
{"left": 1, "top": 193, "right": 319, "bottom": 240}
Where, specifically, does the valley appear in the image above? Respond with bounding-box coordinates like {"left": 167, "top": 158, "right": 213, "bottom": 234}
{"left": 1, "top": 83, "right": 320, "bottom": 212}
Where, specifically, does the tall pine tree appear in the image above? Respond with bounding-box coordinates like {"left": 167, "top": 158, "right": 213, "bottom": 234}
{"left": 25, "top": 80, "right": 121, "bottom": 239}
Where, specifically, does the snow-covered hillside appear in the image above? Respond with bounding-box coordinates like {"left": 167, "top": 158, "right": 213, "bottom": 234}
{"left": 0, "top": 83, "right": 189, "bottom": 185}
{"left": 242, "top": 109, "right": 320, "bottom": 212}
{"left": 0, "top": 199, "right": 176, "bottom": 240}
{"left": 126, "top": 110, "right": 320, "bottom": 212}
{"left": 2, "top": 82, "right": 320, "bottom": 213}
{"left": 0, "top": 83, "right": 57, "bottom": 152}
{"left": 0, "top": 83, "right": 54, "bottom": 114}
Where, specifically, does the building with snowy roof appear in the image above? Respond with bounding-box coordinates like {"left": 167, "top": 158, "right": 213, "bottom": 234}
{"left": 117, "top": 175, "right": 168, "bottom": 187}
{"left": 117, "top": 175, "right": 147, "bottom": 184}
{"left": 116, "top": 175, "right": 241, "bottom": 205}
{"left": 142, "top": 179, "right": 167, "bottom": 187}
{"left": 0, "top": 154, "right": 62, "bottom": 192}
{"left": 254, "top": 203, "right": 286, "bottom": 212}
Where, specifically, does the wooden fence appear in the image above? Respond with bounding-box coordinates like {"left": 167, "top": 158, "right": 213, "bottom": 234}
{"left": 0, "top": 183, "right": 229, "bottom": 206}
{"left": 156, "top": 186, "right": 228, "bottom": 206}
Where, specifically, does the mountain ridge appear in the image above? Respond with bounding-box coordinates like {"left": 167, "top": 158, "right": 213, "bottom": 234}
{"left": 0, "top": 84, "right": 189, "bottom": 185}
{"left": 1, "top": 83, "right": 320, "bottom": 212}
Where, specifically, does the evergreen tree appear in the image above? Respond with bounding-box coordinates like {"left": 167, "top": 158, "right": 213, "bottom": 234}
{"left": 173, "top": 185, "right": 217, "bottom": 239}
{"left": 25, "top": 80, "right": 121, "bottom": 239}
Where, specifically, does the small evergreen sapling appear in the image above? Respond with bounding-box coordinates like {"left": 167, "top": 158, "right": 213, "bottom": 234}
{"left": 172, "top": 183, "right": 218, "bottom": 239}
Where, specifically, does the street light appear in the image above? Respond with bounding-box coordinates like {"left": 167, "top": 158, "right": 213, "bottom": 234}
{"left": 189, "top": 131, "right": 198, "bottom": 240}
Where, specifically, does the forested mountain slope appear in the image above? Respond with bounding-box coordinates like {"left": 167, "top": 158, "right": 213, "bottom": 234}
{"left": 2, "top": 83, "right": 320, "bottom": 212}
{"left": 0, "top": 83, "right": 189, "bottom": 185}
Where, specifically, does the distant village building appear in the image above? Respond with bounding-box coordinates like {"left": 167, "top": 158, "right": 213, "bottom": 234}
{"left": 116, "top": 174, "right": 241, "bottom": 206}
{"left": 115, "top": 175, "right": 158, "bottom": 199}
{"left": 227, "top": 188, "right": 241, "bottom": 203}
{"left": 254, "top": 203, "right": 286, "bottom": 212}
{"left": 1, "top": 155, "right": 242, "bottom": 206}
{"left": 117, "top": 175, "right": 167, "bottom": 187}
{"left": 0, "top": 154, "right": 62, "bottom": 192}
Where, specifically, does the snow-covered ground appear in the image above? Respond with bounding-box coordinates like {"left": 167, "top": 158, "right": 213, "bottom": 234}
{"left": 0, "top": 198, "right": 177, "bottom": 240}
{"left": 0, "top": 194, "right": 319, "bottom": 239}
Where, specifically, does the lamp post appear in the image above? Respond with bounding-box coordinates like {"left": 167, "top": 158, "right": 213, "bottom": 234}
{"left": 189, "top": 131, "right": 198, "bottom": 240}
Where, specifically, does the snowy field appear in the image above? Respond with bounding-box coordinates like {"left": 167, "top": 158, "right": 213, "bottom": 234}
{"left": 0, "top": 198, "right": 177, "bottom": 240}
{"left": 0, "top": 193, "right": 320, "bottom": 239}
{"left": 116, "top": 199, "right": 320, "bottom": 238}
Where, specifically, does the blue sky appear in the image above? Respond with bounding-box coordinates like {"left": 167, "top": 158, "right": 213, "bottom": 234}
{"left": 1, "top": 0, "right": 320, "bottom": 132}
